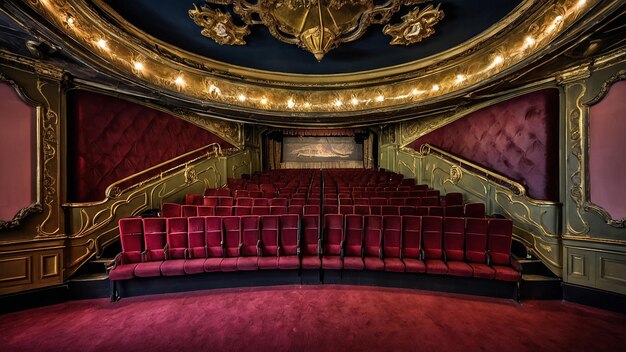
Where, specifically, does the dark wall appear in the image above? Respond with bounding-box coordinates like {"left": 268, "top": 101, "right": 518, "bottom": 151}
{"left": 411, "top": 89, "right": 560, "bottom": 201}
{"left": 67, "top": 91, "right": 232, "bottom": 203}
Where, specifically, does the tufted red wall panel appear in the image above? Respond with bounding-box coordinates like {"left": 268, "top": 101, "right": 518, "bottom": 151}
{"left": 68, "top": 91, "right": 232, "bottom": 203}
{"left": 411, "top": 89, "right": 560, "bottom": 201}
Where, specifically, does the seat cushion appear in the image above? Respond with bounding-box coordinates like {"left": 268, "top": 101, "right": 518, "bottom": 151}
{"left": 160, "top": 259, "right": 186, "bottom": 276}
{"left": 204, "top": 258, "right": 223, "bottom": 272}
{"left": 109, "top": 264, "right": 137, "bottom": 280}
{"left": 220, "top": 258, "right": 239, "bottom": 272}
{"left": 364, "top": 257, "right": 385, "bottom": 271}
{"left": 403, "top": 258, "right": 426, "bottom": 273}
{"left": 425, "top": 259, "right": 448, "bottom": 275}
{"left": 236, "top": 257, "right": 259, "bottom": 271}
{"left": 278, "top": 256, "right": 300, "bottom": 270}
{"left": 384, "top": 258, "right": 405, "bottom": 272}
{"left": 446, "top": 261, "right": 473, "bottom": 277}
{"left": 470, "top": 263, "right": 495, "bottom": 279}
{"left": 343, "top": 256, "right": 364, "bottom": 270}
{"left": 302, "top": 256, "right": 321, "bottom": 269}
{"left": 321, "top": 256, "right": 343, "bottom": 270}
{"left": 134, "top": 261, "right": 163, "bottom": 277}
{"left": 493, "top": 265, "right": 520, "bottom": 282}
{"left": 183, "top": 258, "right": 205, "bottom": 275}
{"left": 258, "top": 257, "right": 279, "bottom": 270}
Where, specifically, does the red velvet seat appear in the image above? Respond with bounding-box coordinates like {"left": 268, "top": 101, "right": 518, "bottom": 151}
{"left": 370, "top": 197, "right": 387, "bottom": 206}
{"left": 220, "top": 216, "right": 240, "bottom": 272}
{"left": 304, "top": 205, "right": 320, "bottom": 215}
{"left": 443, "top": 217, "right": 472, "bottom": 277}
{"left": 354, "top": 205, "right": 370, "bottom": 215}
{"left": 465, "top": 203, "right": 486, "bottom": 218}
{"left": 466, "top": 218, "right": 495, "bottom": 279}
{"left": 234, "top": 206, "right": 252, "bottom": 216}
{"left": 423, "top": 216, "right": 448, "bottom": 275}
{"left": 402, "top": 216, "right": 426, "bottom": 273}
{"left": 383, "top": 215, "right": 404, "bottom": 272}
{"left": 287, "top": 205, "right": 304, "bottom": 216}
{"left": 161, "top": 203, "right": 182, "bottom": 218}
{"left": 203, "top": 196, "right": 219, "bottom": 206}
{"left": 268, "top": 198, "right": 288, "bottom": 207}
{"left": 343, "top": 214, "right": 364, "bottom": 270}
{"left": 369, "top": 205, "right": 382, "bottom": 215}
{"left": 324, "top": 205, "right": 339, "bottom": 214}
{"left": 203, "top": 216, "right": 223, "bottom": 272}
{"left": 185, "top": 194, "right": 203, "bottom": 205}
{"left": 249, "top": 191, "right": 264, "bottom": 198}
{"left": 258, "top": 215, "right": 279, "bottom": 269}
{"left": 363, "top": 215, "right": 384, "bottom": 271}
{"left": 405, "top": 197, "right": 421, "bottom": 206}
{"left": 422, "top": 196, "right": 439, "bottom": 206}
{"left": 135, "top": 218, "right": 166, "bottom": 277}
{"left": 381, "top": 205, "right": 400, "bottom": 216}
{"left": 322, "top": 214, "right": 344, "bottom": 270}
{"left": 219, "top": 197, "right": 234, "bottom": 206}
{"left": 428, "top": 206, "right": 444, "bottom": 217}
{"left": 278, "top": 214, "right": 300, "bottom": 269}
{"left": 181, "top": 205, "right": 198, "bottom": 218}
{"left": 445, "top": 205, "right": 465, "bottom": 217}
{"left": 301, "top": 215, "right": 321, "bottom": 269}
{"left": 353, "top": 198, "right": 369, "bottom": 205}
{"left": 415, "top": 206, "right": 429, "bottom": 216}
{"left": 215, "top": 189, "right": 231, "bottom": 197}
{"left": 488, "top": 219, "right": 520, "bottom": 282}
{"left": 236, "top": 197, "right": 253, "bottom": 206}
{"left": 215, "top": 206, "right": 232, "bottom": 216}
{"left": 251, "top": 206, "right": 270, "bottom": 215}
{"left": 253, "top": 198, "right": 269, "bottom": 207}
{"left": 339, "top": 205, "right": 354, "bottom": 215}
{"left": 237, "top": 216, "right": 260, "bottom": 271}
{"left": 443, "top": 192, "right": 463, "bottom": 206}
{"left": 270, "top": 206, "right": 287, "bottom": 215}
{"left": 389, "top": 198, "right": 405, "bottom": 206}
{"left": 161, "top": 218, "right": 188, "bottom": 276}
{"left": 184, "top": 217, "right": 206, "bottom": 275}
{"left": 109, "top": 218, "right": 143, "bottom": 280}
{"left": 197, "top": 206, "right": 215, "bottom": 216}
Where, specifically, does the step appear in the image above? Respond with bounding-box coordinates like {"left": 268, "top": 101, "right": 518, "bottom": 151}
{"left": 70, "top": 273, "right": 109, "bottom": 282}
{"left": 68, "top": 273, "right": 110, "bottom": 300}
{"left": 520, "top": 274, "right": 562, "bottom": 300}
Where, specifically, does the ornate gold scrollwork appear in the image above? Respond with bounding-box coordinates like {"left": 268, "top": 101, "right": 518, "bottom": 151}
{"left": 184, "top": 167, "right": 199, "bottom": 184}
{"left": 383, "top": 3, "right": 444, "bottom": 45}
{"left": 189, "top": 4, "right": 250, "bottom": 45}
{"left": 191, "top": 0, "right": 439, "bottom": 61}
{"left": 443, "top": 164, "right": 463, "bottom": 185}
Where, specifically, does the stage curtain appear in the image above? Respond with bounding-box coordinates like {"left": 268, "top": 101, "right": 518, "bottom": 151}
{"left": 363, "top": 134, "right": 374, "bottom": 169}
{"left": 281, "top": 161, "right": 364, "bottom": 169}
{"left": 281, "top": 129, "right": 366, "bottom": 136}
{"left": 267, "top": 138, "right": 282, "bottom": 170}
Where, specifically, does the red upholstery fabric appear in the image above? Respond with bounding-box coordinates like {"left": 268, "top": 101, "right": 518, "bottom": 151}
{"left": 321, "top": 256, "right": 343, "bottom": 270}
{"left": 204, "top": 258, "right": 223, "bottom": 272}
{"left": 119, "top": 218, "right": 143, "bottom": 265}
{"left": 425, "top": 259, "right": 448, "bottom": 275}
{"left": 411, "top": 89, "right": 559, "bottom": 200}
{"left": 183, "top": 259, "right": 206, "bottom": 275}
{"left": 364, "top": 216, "right": 384, "bottom": 270}
{"left": 302, "top": 256, "right": 321, "bottom": 269}
{"left": 488, "top": 219, "right": 513, "bottom": 265}
{"left": 302, "top": 215, "right": 320, "bottom": 256}
{"left": 465, "top": 203, "right": 485, "bottom": 218}
{"left": 343, "top": 257, "right": 364, "bottom": 270}
{"left": 68, "top": 90, "right": 232, "bottom": 202}
{"left": 204, "top": 217, "right": 223, "bottom": 258}
{"left": 447, "top": 261, "right": 473, "bottom": 277}
{"left": 403, "top": 258, "right": 426, "bottom": 273}
{"left": 324, "top": 214, "right": 343, "bottom": 256}
{"left": 422, "top": 216, "right": 443, "bottom": 260}
{"left": 493, "top": 265, "right": 520, "bottom": 281}
{"left": 470, "top": 263, "right": 495, "bottom": 279}
{"left": 182, "top": 205, "right": 198, "bottom": 218}
{"left": 162, "top": 218, "right": 188, "bottom": 276}
{"left": 142, "top": 218, "right": 166, "bottom": 261}
{"left": 134, "top": 261, "right": 163, "bottom": 277}
{"left": 237, "top": 216, "right": 260, "bottom": 270}
{"left": 222, "top": 216, "right": 241, "bottom": 259}
{"left": 465, "top": 218, "right": 489, "bottom": 264}
{"left": 279, "top": 215, "right": 300, "bottom": 270}
{"left": 162, "top": 203, "right": 182, "bottom": 218}
{"left": 108, "top": 264, "right": 136, "bottom": 280}
{"left": 443, "top": 217, "right": 466, "bottom": 262}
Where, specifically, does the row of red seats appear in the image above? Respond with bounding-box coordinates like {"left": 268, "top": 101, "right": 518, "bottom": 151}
{"left": 164, "top": 203, "right": 486, "bottom": 218}
{"left": 185, "top": 195, "right": 448, "bottom": 207}
{"left": 109, "top": 214, "right": 519, "bottom": 282}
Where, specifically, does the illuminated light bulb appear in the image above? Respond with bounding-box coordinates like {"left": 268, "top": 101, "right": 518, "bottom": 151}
{"left": 455, "top": 74, "right": 465, "bottom": 84}
{"left": 577, "top": 0, "right": 586, "bottom": 7}
{"left": 238, "top": 94, "right": 246, "bottom": 102}
{"left": 375, "top": 95, "right": 384, "bottom": 102}
{"left": 96, "top": 38, "right": 108, "bottom": 50}
{"left": 432, "top": 84, "right": 440, "bottom": 92}
{"left": 174, "top": 76, "right": 185, "bottom": 86}
{"left": 66, "top": 15, "right": 75, "bottom": 26}
{"left": 411, "top": 88, "right": 419, "bottom": 95}
{"left": 303, "top": 102, "right": 311, "bottom": 108}
{"left": 287, "top": 99, "right": 295, "bottom": 108}
{"left": 554, "top": 15, "right": 563, "bottom": 23}
{"left": 133, "top": 61, "right": 144, "bottom": 71}
{"left": 351, "top": 97, "right": 359, "bottom": 105}
{"left": 334, "top": 100, "right": 343, "bottom": 107}
{"left": 493, "top": 55, "right": 504, "bottom": 65}
{"left": 524, "top": 36, "right": 535, "bottom": 48}
{"left": 260, "top": 97, "right": 268, "bottom": 105}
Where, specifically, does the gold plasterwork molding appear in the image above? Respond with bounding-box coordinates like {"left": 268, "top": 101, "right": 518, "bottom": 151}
{"left": 443, "top": 165, "right": 462, "bottom": 185}
{"left": 191, "top": 0, "right": 438, "bottom": 61}
{"left": 15, "top": 0, "right": 604, "bottom": 115}
{"left": 383, "top": 3, "right": 444, "bottom": 46}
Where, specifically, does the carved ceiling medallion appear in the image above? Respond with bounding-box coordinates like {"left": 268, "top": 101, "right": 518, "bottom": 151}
{"left": 189, "top": 0, "right": 444, "bottom": 61}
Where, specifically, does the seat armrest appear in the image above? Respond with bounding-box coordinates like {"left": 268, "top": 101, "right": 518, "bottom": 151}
{"left": 163, "top": 244, "right": 169, "bottom": 260}
{"left": 485, "top": 250, "right": 491, "bottom": 266}
{"left": 317, "top": 239, "right": 322, "bottom": 257}
{"left": 141, "top": 250, "right": 147, "bottom": 262}
{"left": 256, "top": 240, "right": 262, "bottom": 257}
{"left": 419, "top": 248, "right": 424, "bottom": 261}
{"left": 107, "top": 253, "right": 123, "bottom": 272}
{"left": 442, "top": 250, "right": 447, "bottom": 263}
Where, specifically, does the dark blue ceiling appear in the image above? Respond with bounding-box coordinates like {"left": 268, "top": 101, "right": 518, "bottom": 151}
{"left": 104, "top": 0, "right": 522, "bottom": 74}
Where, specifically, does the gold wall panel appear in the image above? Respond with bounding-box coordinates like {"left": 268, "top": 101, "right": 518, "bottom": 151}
{"left": 0, "top": 257, "right": 31, "bottom": 284}
{"left": 0, "top": 242, "right": 65, "bottom": 295}
{"left": 563, "top": 242, "right": 626, "bottom": 296}
{"left": 40, "top": 253, "right": 59, "bottom": 278}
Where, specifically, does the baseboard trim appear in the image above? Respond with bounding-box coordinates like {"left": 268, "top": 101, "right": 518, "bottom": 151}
{"left": 563, "top": 283, "right": 626, "bottom": 314}
{"left": 0, "top": 285, "right": 69, "bottom": 315}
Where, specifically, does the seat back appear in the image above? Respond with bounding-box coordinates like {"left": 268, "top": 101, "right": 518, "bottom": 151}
{"left": 142, "top": 218, "right": 167, "bottom": 261}
{"left": 270, "top": 206, "right": 287, "bottom": 215}
{"left": 344, "top": 214, "right": 363, "bottom": 257}
{"left": 166, "top": 217, "right": 188, "bottom": 260}
{"left": 219, "top": 197, "right": 234, "bottom": 206}
{"left": 444, "top": 192, "right": 463, "bottom": 206}
{"left": 354, "top": 205, "right": 370, "bottom": 215}
{"left": 421, "top": 196, "right": 439, "bottom": 206}
{"left": 339, "top": 205, "right": 354, "bottom": 215}
{"left": 428, "top": 206, "right": 444, "bottom": 217}
{"left": 185, "top": 194, "right": 203, "bottom": 205}
{"left": 488, "top": 219, "right": 513, "bottom": 265}
{"left": 269, "top": 198, "right": 288, "bottom": 207}
{"left": 236, "top": 197, "right": 253, "bottom": 206}
{"left": 323, "top": 214, "right": 343, "bottom": 256}
{"left": 279, "top": 214, "right": 299, "bottom": 256}
{"left": 465, "top": 203, "right": 486, "bottom": 218}
{"left": 253, "top": 198, "right": 269, "bottom": 207}
{"left": 363, "top": 215, "right": 383, "bottom": 258}
{"left": 197, "top": 206, "right": 215, "bottom": 216}
{"left": 222, "top": 216, "right": 241, "bottom": 257}
{"left": 383, "top": 215, "right": 402, "bottom": 259}
{"left": 382, "top": 205, "right": 400, "bottom": 215}
{"left": 465, "top": 218, "right": 489, "bottom": 263}
{"left": 251, "top": 206, "right": 270, "bottom": 215}
{"left": 119, "top": 218, "right": 143, "bottom": 263}
{"left": 187, "top": 217, "right": 206, "bottom": 258}
{"left": 304, "top": 205, "right": 320, "bottom": 215}
{"left": 204, "top": 216, "right": 223, "bottom": 258}
{"left": 240, "top": 215, "right": 260, "bottom": 257}
{"left": 260, "top": 215, "right": 279, "bottom": 256}
{"left": 422, "top": 216, "right": 443, "bottom": 260}
{"left": 402, "top": 216, "right": 422, "bottom": 259}
{"left": 215, "top": 206, "right": 232, "bottom": 216}
{"left": 287, "top": 205, "right": 304, "bottom": 216}
{"left": 302, "top": 215, "right": 320, "bottom": 256}
{"left": 203, "top": 196, "right": 219, "bottom": 206}
{"left": 161, "top": 203, "right": 182, "bottom": 218}
{"left": 443, "top": 217, "right": 465, "bottom": 261}
{"left": 445, "top": 205, "right": 465, "bottom": 217}
{"left": 182, "top": 205, "right": 198, "bottom": 218}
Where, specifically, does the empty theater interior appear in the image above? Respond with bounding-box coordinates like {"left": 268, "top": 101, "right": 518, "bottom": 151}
{"left": 1, "top": 0, "right": 625, "bottom": 351}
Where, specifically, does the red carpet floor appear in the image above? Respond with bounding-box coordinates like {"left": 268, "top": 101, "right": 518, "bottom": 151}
{"left": 1, "top": 285, "right": 625, "bottom": 352}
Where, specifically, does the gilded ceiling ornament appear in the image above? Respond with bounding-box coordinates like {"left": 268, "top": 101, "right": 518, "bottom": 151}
{"left": 383, "top": 3, "right": 444, "bottom": 45}
{"left": 190, "top": 0, "right": 440, "bottom": 61}
{"left": 189, "top": 4, "right": 250, "bottom": 45}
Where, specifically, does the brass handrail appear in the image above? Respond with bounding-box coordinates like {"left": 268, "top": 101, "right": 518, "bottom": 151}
{"left": 64, "top": 143, "right": 227, "bottom": 207}
{"left": 417, "top": 143, "right": 527, "bottom": 196}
